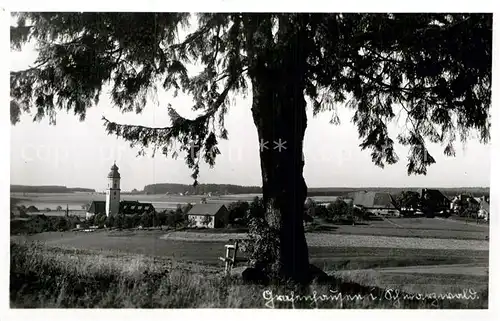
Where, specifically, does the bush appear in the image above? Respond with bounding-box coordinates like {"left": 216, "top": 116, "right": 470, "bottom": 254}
{"left": 352, "top": 207, "right": 369, "bottom": 221}
{"left": 55, "top": 217, "right": 69, "bottom": 231}
{"left": 314, "top": 205, "right": 329, "bottom": 219}
{"left": 105, "top": 216, "right": 115, "bottom": 228}
{"left": 94, "top": 213, "right": 107, "bottom": 228}
{"left": 123, "top": 215, "right": 134, "bottom": 229}
{"left": 18, "top": 208, "right": 29, "bottom": 218}
{"left": 156, "top": 211, "right": 167, "bottom": 226}
{"left": 240, "top": 197, "right": 281, "bottom": 275}
{"left": 228, "top": 201, "right": 250, "bottom": 226}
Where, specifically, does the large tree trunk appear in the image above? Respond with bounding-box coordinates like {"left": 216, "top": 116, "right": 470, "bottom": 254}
{"left": 246, "top": 15, "right": 310, "bottom": 283}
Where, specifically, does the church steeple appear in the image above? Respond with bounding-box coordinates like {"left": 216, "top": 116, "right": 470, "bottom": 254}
{"left": 105, "top": 162, "right": 121, "bottom": 217}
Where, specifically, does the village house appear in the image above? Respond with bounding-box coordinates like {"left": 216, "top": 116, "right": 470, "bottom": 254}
{"left": 85, "top": 163, "right": 155, "bottom": 219}
{"left": 450, "top": 194, "right": 480, "bottom": 216}
{"left": 352, "top": 191, "right": 400, "bottom": 217}
{"left": 420, "top": 188, "right": 451, "bottom": 215}
{"left": 187, "top": 203, "right": 229, "bottom": 228}
{"left": 478, "top": 196, "right": 490, "bottom": 221}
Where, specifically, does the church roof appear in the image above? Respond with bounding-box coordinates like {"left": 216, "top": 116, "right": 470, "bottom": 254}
{"left": 87, "top": 200, "right": 155, "bottom": 215}
{"left": 108, "top": 163, "right": 121, "bottom": 178}
{"left": 88, "top": 201, "right": 106, "bottom": 214}
{"left": 119, "top": 201, "right": 155, "bottom": 214}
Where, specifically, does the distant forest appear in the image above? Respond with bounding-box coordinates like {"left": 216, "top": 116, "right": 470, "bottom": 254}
{"left": 142, "top": 183, "right": 261, "bottom": 195}
{"left": 10, "top": 185, "right": 95, "bottom": 193}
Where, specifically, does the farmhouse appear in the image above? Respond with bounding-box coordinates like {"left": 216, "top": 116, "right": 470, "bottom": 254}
{"left": 420, "top": 188, "right": 451, "bottom": 215}
{"left": 187, "top": 203, "right": 229, "bottom": 228}
{"left": 451, "top": 194, "right": 479, "bottom": 215}
{"left": 353, "top": 191, "right": 400, "bottom": 217}
{"left": 85, "top": 163, "right": 155, "bottom": 219}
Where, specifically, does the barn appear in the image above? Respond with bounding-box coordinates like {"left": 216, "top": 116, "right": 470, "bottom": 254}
{"left": 352, "top": 191, "right": 400, "bottom": 217}
{"left": 187, "top": 204, "right": 229, "bottom": 228}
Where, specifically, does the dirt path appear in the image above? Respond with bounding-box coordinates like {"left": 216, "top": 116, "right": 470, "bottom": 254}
{"left": 334, "top": 263, "right": 488, "bottom": 277}
{"left": 161, "top": 231, "right": 489, "bottom": 251}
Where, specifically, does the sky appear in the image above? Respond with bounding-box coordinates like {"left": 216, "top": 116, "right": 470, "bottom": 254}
{"left": 9, "top": 23, "right": 491, "bottom": 192}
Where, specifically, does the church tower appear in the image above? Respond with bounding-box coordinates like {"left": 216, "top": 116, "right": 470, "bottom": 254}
{"left": 106, "top": 162, "right": 121, "bottom": 217}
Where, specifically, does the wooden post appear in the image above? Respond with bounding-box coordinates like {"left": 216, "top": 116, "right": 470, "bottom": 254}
{"left": 219, "top": 240, "right": 239, "bottom": 275}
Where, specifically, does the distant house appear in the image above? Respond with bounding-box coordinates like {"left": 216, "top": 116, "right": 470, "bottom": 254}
{"left": 451, "top": 194, "right": 479, "bottom": 215}
{"left": 352, "top": 191, "right": 400, "bottom": 217}
{"left": 86, "top": 200, "right": 155, "bottom": 219}
{"left": 187, "top": 203, "right": 229, "bottom": 228}
{"left": 478, "top": 196, "right": 490, "bottom": 221}
{"left": 420, "top": 189, "right": 451, "bottom": 214}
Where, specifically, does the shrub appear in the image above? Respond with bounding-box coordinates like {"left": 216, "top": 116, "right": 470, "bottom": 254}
{"left": 55, "top": 217, "right": 69, "bottom": 231}
{"left": 314, "top": 205, "right": 329, "bottom": 219}
{"left": 228, "top": 201, "right": 250, "bottom": 226}
{"left": 202, "top": 214, "right": 212, "bottom": 226}
{"left": 156, "top": 211, "right": 167, "bottom": 226}
{"left": 123, "top": 215, "right": 134, "bottom": 229}
{"left": 240, "top": 197, "right": 281, "bottom": 275}
{"left": 18, "top": 208, "right": 29, "bottom": 218}
{"left": 94, "top": 213, "right": 107, "bottom": 228}
{"left": 105, "top": 216, "right": 115, "bottom": 228}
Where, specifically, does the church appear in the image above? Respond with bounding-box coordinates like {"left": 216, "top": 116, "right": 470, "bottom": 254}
{"left": 85, "top": 163, "right": 155, "bottom": 219}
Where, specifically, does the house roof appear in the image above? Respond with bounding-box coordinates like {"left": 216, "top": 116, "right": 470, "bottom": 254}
{"left": 188, "top": 203, "right": 227, "bottom": 216}
{"left": 87, "top": 200, "right": 155, "bottom": 215}
{"left": 88, "top": 201, "right": 106, "bottom": 214}
{"left": 353, "top": 192, "right": 396, "bottom": 209}
{"left": 455, "top": 194, "right": 479, "bottom": 204}
{"left": 420, "top": 189, "right": 450, "bottom": 202}
{"left": 480, "top": 199, "right": 490, "bottom": 213}
{"left": 119, "top": 201, "right": 155, "bottom": 214}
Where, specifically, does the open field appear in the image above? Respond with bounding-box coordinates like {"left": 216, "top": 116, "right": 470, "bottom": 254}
{"left": 11, "top": 229, "right": 489, "bottom": 270}
{"left": 11, "top": 192, "right": 339, "bottom": 211}
{"left": 308, "top": 217, "right": 489, "bottom": 240}
{"left": 161, "top": 231, "right": 488, "bottom": 250}
{"left": 10, "top": 241, "right": 488, "bottom": 308}
{"left": 174, "top": 217, "right": 489, "bottom": 240}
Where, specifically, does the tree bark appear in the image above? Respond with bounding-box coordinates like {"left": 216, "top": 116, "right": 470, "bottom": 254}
{"left": 246, "top": 16, "right": 311, "bottom": 283}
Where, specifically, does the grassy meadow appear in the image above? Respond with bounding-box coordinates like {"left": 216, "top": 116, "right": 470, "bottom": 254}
{"left": 10, "top": 242, "right": 488, "bottom": 308}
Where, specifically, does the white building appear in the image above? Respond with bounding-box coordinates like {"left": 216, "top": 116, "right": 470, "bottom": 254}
{"left": 187, "top": 204, "right": 229, "bottom": 228}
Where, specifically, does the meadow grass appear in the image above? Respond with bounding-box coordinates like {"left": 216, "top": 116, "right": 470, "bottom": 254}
{"left": 10, "top": 242, "right": 488, "bottom": 309}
